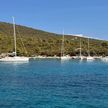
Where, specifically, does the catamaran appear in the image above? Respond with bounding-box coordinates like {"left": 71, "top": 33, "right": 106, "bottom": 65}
{"left": 0, "top": 17, "right": 29, "bottom": 62}
{"left": 60, "top": 31, "right": 71, "bottom": 60}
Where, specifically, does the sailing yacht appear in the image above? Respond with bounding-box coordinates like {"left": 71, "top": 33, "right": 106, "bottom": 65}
{"left": 101, "top": 56, "right": 108, "bottom": 62}
{"left": 0, "top": 17, "right": 29, "bottom": 62}
{"left": 86, "top": 38, "right": 95, "bottom": 61}
{"left": 60, "top": 31, "right": 71, "bottom": 60}
{"left": 79, "top": 38, "right": 85, "bottom": 60}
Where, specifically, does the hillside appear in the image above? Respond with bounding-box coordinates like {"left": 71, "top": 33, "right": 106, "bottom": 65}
{"left": 0, "top": 22, "right": 108, "bottom": 57}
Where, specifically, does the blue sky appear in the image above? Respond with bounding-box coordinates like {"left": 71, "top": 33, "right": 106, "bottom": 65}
{"left": 0, "top": 0, "right": 108, "bottom": 40}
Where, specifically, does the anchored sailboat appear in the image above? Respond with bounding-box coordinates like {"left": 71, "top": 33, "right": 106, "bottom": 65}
{"left": 60, "top": 31, "right": 71, "bottom": 60}
{"left": 0, "top": 17, "right": 29, "bottom": 62}
{"left": 79, "top": 38, "right": 85, "bottom": 60}
{"left": 86, "top": 38, "right": 94, "bottom": 61}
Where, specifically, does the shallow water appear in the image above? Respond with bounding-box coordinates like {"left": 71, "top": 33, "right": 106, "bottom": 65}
{"left": 0, "top": 59, "right": 108, "bottom": 108}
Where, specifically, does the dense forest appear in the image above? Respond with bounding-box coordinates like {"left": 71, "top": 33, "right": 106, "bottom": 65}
{"left": 0, "top": 22, "right": 108, "bottom": 57}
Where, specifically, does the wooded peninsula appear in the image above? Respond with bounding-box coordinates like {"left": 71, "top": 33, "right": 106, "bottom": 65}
{"left": 0, "top": 22, "right": 108, "bottom": 57}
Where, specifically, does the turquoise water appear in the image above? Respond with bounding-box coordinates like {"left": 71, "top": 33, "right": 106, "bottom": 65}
{"left": 0, "top": 59, "right": 108, "bottom": 108}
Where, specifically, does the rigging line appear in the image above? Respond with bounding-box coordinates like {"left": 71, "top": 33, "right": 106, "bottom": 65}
{"left": 16, "top": 27, "right": 28, "bottom": 55}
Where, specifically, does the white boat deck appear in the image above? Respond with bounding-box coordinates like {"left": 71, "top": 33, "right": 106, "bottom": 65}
{"left": 0, "top": 56, "right": 29, "bottom": 62}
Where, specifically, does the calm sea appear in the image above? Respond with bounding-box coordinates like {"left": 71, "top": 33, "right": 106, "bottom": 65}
{"left": 0, "top": 59, "right": 108, "bottom": 108}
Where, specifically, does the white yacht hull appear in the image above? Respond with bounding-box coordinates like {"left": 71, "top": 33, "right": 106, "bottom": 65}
{"left": 0, "top": 56, "right": 29, "bottom": 62}
{"left": 86, "top": 56, "right": 95, "bottom": 61}
{"left": 78, "top": 56, "right": 86, "bottom": 60}
{"left": 80, "top": 57, "right": 85, "bottom": 60}
{"left": 101, "top": 57, "right": 108, "bottom": 62}
{"left": 61, "top": 56, "right": 71, "bottom": 60}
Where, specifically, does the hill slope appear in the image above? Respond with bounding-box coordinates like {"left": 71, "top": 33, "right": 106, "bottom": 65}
{"left": 0, "top": 22, "right": 108, "bottom": 56}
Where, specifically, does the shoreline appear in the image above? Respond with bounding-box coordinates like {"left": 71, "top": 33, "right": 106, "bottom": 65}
{"left": 30, "top": 55, "right": 103, "bottom": 59}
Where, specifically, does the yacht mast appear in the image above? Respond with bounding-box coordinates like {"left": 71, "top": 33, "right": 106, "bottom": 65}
{"left": 87, "top": 37, "right": 90, "bottom": 57}
{"left": 61, "top": 30, "right": 64, "bottom": 57}
{"left": 12, "top": 17, "right": 17, "bottom": 56}
{"left": 80, "top": 38, "right": 82, "bottom": 57}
